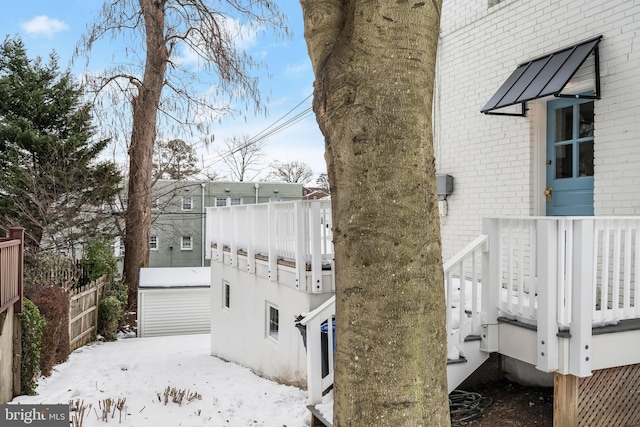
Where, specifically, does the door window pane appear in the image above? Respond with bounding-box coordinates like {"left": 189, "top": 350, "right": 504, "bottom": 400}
{"left": 556, "top": 144, "right": 573, "bottom": 179}
{"left": 579, "top": 141, "right": 594, "bottom": 177}
{"left": 579, "top": 102, "right": 594, "bottom": 138}
{"left": 555, "top": 106, "right": 573, "bottom": 142}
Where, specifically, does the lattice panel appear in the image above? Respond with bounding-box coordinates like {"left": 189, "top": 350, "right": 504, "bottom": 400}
{"left": 579, "top": 364, "right": 640, "bottom": 427}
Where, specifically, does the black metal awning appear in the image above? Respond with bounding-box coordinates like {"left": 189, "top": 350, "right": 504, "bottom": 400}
{"left": 481, "top": 36, "right": 602, "bottom": 116}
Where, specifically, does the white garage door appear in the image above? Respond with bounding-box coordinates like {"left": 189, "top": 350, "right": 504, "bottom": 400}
{"left": 138, "top": 287, "right": 210, "bottom": 337}
{"left": 137, "top": 267, "right": 211, "bottom": 337}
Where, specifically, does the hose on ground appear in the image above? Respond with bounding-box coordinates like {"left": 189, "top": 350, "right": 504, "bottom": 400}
{"left": 449, "top": 389, "right": 493, "bottom": 424}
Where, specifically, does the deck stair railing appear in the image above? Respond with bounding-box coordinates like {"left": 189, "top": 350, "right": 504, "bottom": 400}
{"left": 443, "top": 234, "right": 488, "bottom": 358}
{"left": 300, "top": 233, "right": 490, "bottom": 407}
{"left": 297, "top": 296, "right": 336, "bottom": 407}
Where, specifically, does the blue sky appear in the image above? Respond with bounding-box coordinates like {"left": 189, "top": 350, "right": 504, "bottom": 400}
{"left": 0, "top": 1, "right": 326, "bottom": 181}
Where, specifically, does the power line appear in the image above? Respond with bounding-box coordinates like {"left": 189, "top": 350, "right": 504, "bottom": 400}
{"left": 201, "top": 94, "right": 315, "bottom": 170}
{"left": 249, "top": 93, "right": 313, "bottom": 143}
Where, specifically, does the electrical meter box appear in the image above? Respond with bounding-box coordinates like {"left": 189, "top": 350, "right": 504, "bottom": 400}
{"left": 436, "top": 174, "right": 454, "bottom": 199}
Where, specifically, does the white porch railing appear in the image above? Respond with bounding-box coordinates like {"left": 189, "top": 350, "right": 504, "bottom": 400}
{"left": 484, "top": 217, "right": 640, "bottom": 326}
{"left": 206, "top": 200, "right": 334, "bottom": 293}
{"left": 483, "top": 216, "right": 640, "bottom": 376}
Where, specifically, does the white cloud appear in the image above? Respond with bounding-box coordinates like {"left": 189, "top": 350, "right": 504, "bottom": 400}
{"left": 285, "top": 62, "right": 310, "bottom": 76}
{"left": 21, "top": 15, "right": 68, "bottom": 38}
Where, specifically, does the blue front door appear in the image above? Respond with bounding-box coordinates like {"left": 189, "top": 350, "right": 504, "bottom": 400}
{"left": 546, "top": 97, "right": 595, "bottom": 216}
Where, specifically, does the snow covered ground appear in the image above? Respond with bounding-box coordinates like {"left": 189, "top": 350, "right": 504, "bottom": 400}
{"left": 10, "top": 334, "right": 310, "bottom": 427}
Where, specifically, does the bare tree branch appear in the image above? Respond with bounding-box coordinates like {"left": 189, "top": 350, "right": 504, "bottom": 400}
{"left": 75, "top": 0, "right": 288, "bottom": 305}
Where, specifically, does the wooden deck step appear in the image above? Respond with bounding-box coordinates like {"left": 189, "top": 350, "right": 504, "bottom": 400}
{"left": 308, "top": 404, "right": 332, "bottom": 427}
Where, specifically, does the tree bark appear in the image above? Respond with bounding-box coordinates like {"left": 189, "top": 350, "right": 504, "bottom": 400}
{"left": 123, "top": 0, "right": 169, "bottom": 307}
{"left": 300, "top": 1, "right": 450, "bottom": 425}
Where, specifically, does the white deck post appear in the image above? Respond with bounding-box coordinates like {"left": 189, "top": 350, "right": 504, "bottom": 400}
{"left": 267, "top": 203, "right": 278, "bottom": 281}
{"left": 536, "top": 219, "right": 559, "bottom": 372}
{"left": 294, "top": 202, "right": 307, "bottom": 291}
{"left": 205, "top": 207, "right": 214, "bottom": 260}
{"left": 481, "top": 218, "right": 500, "bottom": 352}
{"left": 310, "top": 201, "right": 323, "bottom": 293}
{"left": 305, "top": 315, "right": 323, "bottom": 405}
{"left": 230, "top": 205, "right": 239, "bottom": 268}
{"left": 216, "top": 208, "right": 225, "bottom": 262}
{"left": 246, "top": 205, "right": 256, "bottom": 273}
{"left": 569, "top": 219, "right": 593, "bottom": 377}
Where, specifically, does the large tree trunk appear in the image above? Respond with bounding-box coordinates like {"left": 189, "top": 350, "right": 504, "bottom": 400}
{"left": 300, "top": 1, "right": 449, "bottom": 425}
{"left": 123, "top": 0, "right": 169, "bottom": 307}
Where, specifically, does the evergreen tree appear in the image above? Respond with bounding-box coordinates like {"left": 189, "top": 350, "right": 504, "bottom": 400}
{"left": 152, "top": 138, "right": 201, "bottom": 181}
{"left": 0, "top": 36, "right": 121, "bottom": 254}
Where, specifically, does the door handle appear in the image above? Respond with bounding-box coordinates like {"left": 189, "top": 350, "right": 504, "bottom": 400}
{"left": 544, "top": 186, "right": 553, "bottom": 203}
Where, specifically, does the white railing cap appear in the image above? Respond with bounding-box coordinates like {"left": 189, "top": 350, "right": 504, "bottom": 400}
{"left": 298, "top": 295, "right": 336, "bottom": 326}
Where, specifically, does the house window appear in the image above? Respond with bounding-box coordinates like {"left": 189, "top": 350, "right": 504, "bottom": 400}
{"left": 230, "top": 197, "right": 242, "bottom": 205}
{"left": 488, "top": 0, "right": 502, "bottom": 7}
{"left": 181, "top": 236, "right": 193, "bottom": 250}
{"left": 267, "top": 303, "right": 279, "bottom": 340}
{"left": 182, "top": 197, "right": 193, "bottom": 211}
{"left": 223, "top": 281, "right": 231, "bottom": 309}
{"left": 150, "top": 235, "right": 158, "bottom": 250}
{"left": 216, "top": 197, "right": 227, "bottom": 207}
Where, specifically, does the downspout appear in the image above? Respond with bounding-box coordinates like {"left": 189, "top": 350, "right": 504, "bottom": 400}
{"left": 255, "top": 183, "right": 260, "bottom": 204}
{"left": 201, "top": 182, "right": 206, "bottom": 267}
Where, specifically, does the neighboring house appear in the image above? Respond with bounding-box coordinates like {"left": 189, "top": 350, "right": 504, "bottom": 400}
{"left": 149, "top": 180, "right": 303, "bottom": 268}
{"left": 208, "top": 1, "right": 640, "bottom": 425}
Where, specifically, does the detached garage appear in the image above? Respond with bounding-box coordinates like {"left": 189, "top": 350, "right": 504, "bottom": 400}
{"left": 137, "top": 267, "right": 211, "bottom": 337}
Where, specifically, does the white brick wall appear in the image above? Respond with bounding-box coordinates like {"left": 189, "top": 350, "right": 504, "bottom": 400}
{"left": 437, "top": 0, "right": 640, "bottom": 260}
